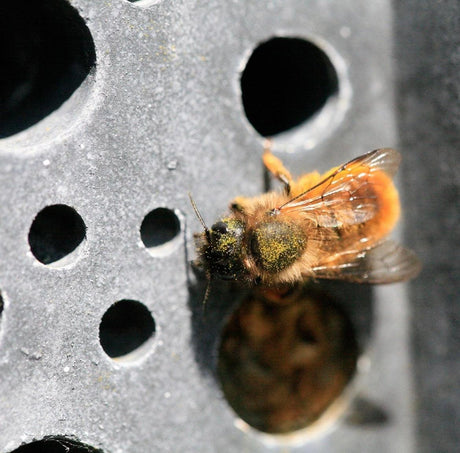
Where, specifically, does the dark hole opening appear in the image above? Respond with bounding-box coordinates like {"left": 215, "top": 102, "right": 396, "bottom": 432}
{"left": 140, "top": 208, "right": 180, "bottom": 248}
{"left": 218, "top": 285, "right": 359, "bottom": 434}
{"left": 99, "top": 299, "right": 156, "bottom": 359}
{"left": 9, "top": 437, "right": 103, "bottom": 453}
{"left": 0, "top": 0, "right": 96, "bottom": 138}
{"left": 241, "top": 37, "right": 339, "bottom": 137}
{"left": 28, "top": 204, "right": 86, "bottom": 265}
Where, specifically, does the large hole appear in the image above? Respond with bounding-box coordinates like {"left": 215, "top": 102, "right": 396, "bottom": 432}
{"left": 28, "top": 204, "right": 87, "bottom": 267}
{"left": 8, "top": 436, "right": 103, "bottom": 453}
{"left": 140, "top": 208, "right": 181, "bottom": 256}
{"left": 241, "top": 37, "right": 339, "bottom": 137}
{"left": 0, "top": 0, "right": 96, "bottom": 138}
{"left": 218, "top": 285, "right": 359, "bottom": 435}
{"left": 99, "top": 299, "right": 156, "bottom": 362}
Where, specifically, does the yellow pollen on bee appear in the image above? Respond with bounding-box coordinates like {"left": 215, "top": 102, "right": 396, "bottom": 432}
{"left": 251, "top": 221, "right": 306, "bottom": 273}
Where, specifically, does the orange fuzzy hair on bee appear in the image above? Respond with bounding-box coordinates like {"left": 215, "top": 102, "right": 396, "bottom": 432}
{"left": 194, "top": 147, "right": 420, "bottom": 287}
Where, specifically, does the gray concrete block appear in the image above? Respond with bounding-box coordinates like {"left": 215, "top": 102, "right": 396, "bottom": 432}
{"left": 0, "top": 1, "right": 458, "bottom": 452}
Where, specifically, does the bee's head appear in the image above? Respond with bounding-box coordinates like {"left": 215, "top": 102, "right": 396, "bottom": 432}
{"left": 203, "top": 218, "right": 246, "bottom": 280}
{"left": 189, "top": 194, "right": 247, "bottom": 281}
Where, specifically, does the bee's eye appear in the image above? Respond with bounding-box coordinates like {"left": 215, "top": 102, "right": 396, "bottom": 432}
{"left": 212, "top": 221, "right": 228, "bottom": 235}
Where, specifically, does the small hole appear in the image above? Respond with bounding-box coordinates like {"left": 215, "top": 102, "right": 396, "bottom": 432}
{"left": 99, "top": 299, "right": 156, "bottom": 361}
{"left": 241, "top": 37, "right": 339, "bottom": 137}
{"left": 0, "top": 292, "right": 4, "bottom": 330}
{"left": 140, "top": 207, "right": 181, "bottom": 253}
{"left": 0, "top": 0, "right": 96, "bottom": 139}
{"left": 8, "top": 436, "right": 103, "bottom": 453}
{"left": 218, "top": 286, "right": 358, "bottom": 435}
{"left": 125, "top": 0, "right": 160, "bottom": 5}
{"left": 28, "top": 204, "right": 86, "bottom": 266}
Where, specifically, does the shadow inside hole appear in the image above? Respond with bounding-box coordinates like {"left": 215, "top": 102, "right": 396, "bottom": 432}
{"left": 28, "top": 204, "right": 86, "bottom": 265}
{"left": 0, "top": 0, "right": 96, "bottom": 138}
{"left": 188, "top": 273, "right": 373, "bottom": 434}
{"left": 316, "top": 280, "right": 373, "bottom": 350}
{"left": 140, "top": 208, "right": 181, "bottom": 249}
{"left": 0, "top": 292, "right": 3, "bottom": 317}
{"left": 9, "top": 436, "right": 103, "bottom": 453}
{"left": 217, "top": 283, "right": 363, "bottom": 434}
{"left": 241, "top": 37, "right": 339, "bottom": 137}
{"left": 99, "top": 299, "right": 156, "bottom": 360}
{"left": 189, "top": 278, "right": 373, "bottom": 376}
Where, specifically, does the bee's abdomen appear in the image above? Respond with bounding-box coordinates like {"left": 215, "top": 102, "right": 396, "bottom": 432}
{"left": 250, "top": 221, "right": 306, "bottom": 273}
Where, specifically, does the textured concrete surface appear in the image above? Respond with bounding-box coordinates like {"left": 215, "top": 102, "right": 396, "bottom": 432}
{"left": 0, "top": 1, "right": 457, "bottom": 452}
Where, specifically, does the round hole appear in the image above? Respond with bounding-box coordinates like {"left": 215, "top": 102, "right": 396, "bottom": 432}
{"left": 241, "top": 37, "right": 339, "bottom": 137}
{"left": 28, "top": 204, "right": 86, "bottom": 267}
{"left": 217, "top": 286, "right": 358, "bottom": 435}
{"left": 8, "top": 436, "right": 103, "bottom": 453}
{"left": 0, "top": 0, "right": 96, "bottom": 139}
{"left": 0, "top": 292, "right": 4, "bottom": 329}
{"left": 99, "top": 299, "right": 156, "bottom": 362}
{"left": 140, "top": 208, "right": 181, "bottom": 254}
{"left": 125, "top": 0, "right": 160, "bottom": 6}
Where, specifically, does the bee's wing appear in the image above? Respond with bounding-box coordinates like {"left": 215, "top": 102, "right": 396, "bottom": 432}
{"left": 278, "top": 148, "right": 401, "bottom": 226}
{"left": 310, "top": 240, "right": 421, "bottom": 283}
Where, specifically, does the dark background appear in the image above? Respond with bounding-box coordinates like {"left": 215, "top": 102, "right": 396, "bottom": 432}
{"left": 395, "top": 1, "right": 460, "bottom": 451}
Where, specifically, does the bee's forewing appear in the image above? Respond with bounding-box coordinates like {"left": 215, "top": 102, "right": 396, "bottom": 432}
{"left": 310, "top": 240, "right": 421, "bottom": 283}
{"left": 278, "top": 148, "right": 401, "bottom": 227}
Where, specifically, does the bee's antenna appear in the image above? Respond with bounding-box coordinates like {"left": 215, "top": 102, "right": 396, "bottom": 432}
{"left": 188, "top": 193, "right": 210, "bottom": 241}
{"left": 202, "top": 270, "right": 212, "bottom": 315}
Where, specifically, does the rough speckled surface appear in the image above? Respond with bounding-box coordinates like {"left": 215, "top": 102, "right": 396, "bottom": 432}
{"left": 0, "top": 0, "right": 457, "bottom": 452}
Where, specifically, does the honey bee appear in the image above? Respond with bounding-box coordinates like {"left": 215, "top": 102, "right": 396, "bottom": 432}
{"left": 191, "top": 145, "right": 421, "bottom": 287}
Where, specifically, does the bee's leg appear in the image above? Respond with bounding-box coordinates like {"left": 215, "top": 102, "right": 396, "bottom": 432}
{"left": 262, "top": 140, "right": 293, "bottom": 194}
